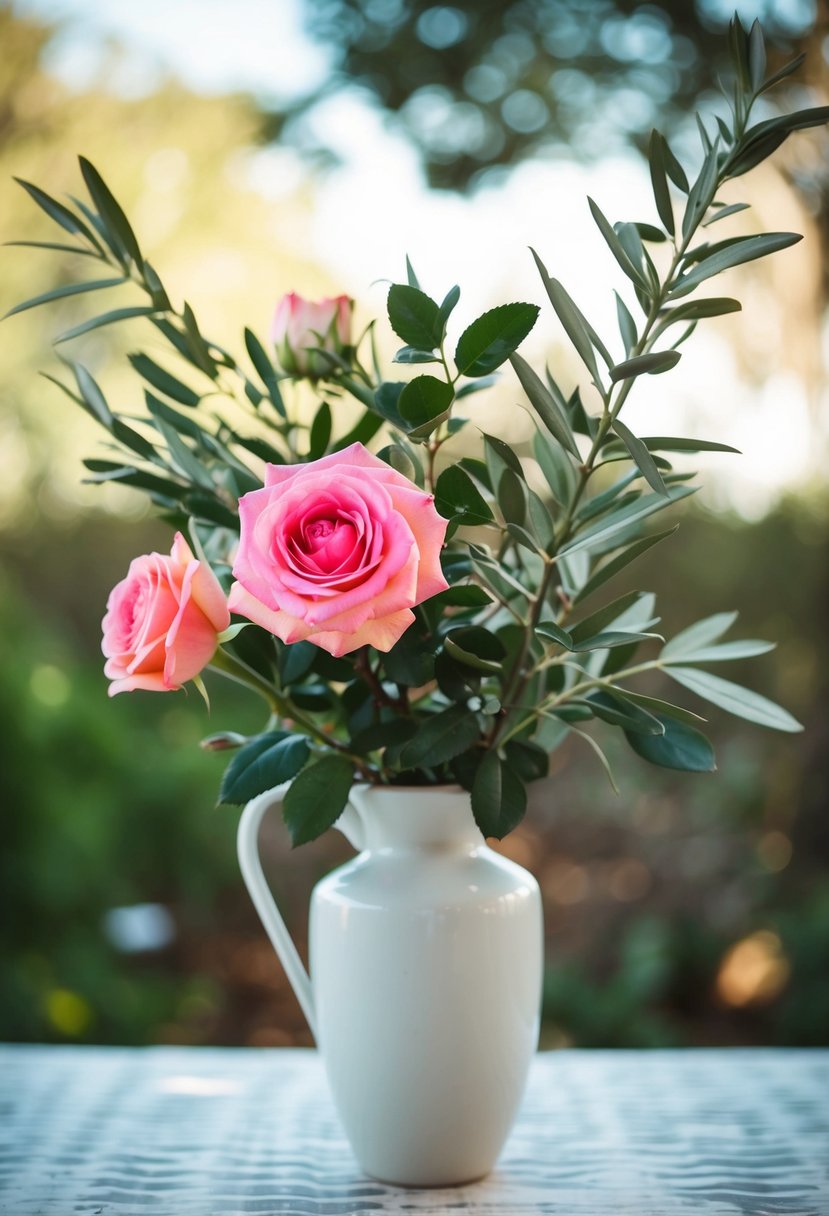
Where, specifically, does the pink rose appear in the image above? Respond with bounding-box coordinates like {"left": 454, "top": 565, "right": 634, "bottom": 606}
{"left": 271, "top": 292, "right": 352, "bottom": 379}
{"left": 228, "top": 444, "right": 449, "bottom": 657}
{"left": 102, "top": 533, "right": 230, "bottom": 696}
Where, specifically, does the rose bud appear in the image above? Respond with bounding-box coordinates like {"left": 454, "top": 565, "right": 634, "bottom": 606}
{"left": 200, "top": 732, "right": 249, "bottom": 752}
{"left": 102, "top": 533, "right": 230, "bottom": 695}
{"left": 271, "top": 292, "right": 352, "bottom": 379}
{"left": 228, "top": 443, "right": 449, "bottom": 657}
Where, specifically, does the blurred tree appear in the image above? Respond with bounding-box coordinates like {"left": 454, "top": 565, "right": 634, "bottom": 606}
{"left": 1, "top": 4, "right": 827, "bottom": 1052}
{"left": 271, "top": 0, "right": 826, "bottom": 195}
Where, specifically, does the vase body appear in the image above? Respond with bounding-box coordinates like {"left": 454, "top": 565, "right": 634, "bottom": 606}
{"left": 309, "top": 784, "right": 543, "bottom": 1187}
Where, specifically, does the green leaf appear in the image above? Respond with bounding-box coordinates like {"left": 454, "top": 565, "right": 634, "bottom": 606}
{"left": 71, "top": 194, "right": 119, "bottom": 258}
{"left": 588, "top": 197, "right": 650, "bottom": 289}
{"left": 483, "top": 432, "right": 524, "bottom": 483}
{"left": 128, "top": 354, "right": 200, "bottom": 406}
{"left": 244, "top": 327, "right": 286, "bottom": 416}
{"left": 562, "top": 723, "right": 620, "bottom": 793}
{"left": 111, "top": 418, "right": 157, "bottom": 461}
{"left": 615, "top": 689, "right": 706, "bottom": 726}
{"left": 331, "top": 409, "right": 385, "bottom": 452}
{"left": 383, "top": 634, "right": 435, "bottom": 686}
{"left": 648, "top": 130, "right": 675, "bottom": 236}
{"left": 615, "top": 292, "right": 637, "bottom": 354}
{"left": 672, "top": 233, "right": 802, "bottom": 297}
{"left": 576, "top": 471, "right": 639, "bottom": 524}
{"left": 504, "top": 740, "right": 549, "bottom": 782}
{"left": 570, "top": 590, "right": 644, "bottom": 643}
{"left": 728, "top": 14, "right": 750, "bottom": 90}
{"left": 398, "top": 706, "right": 481, "bottom": 769}
{"left": 308, "top": 400, "right": 332, "bottom": 459}
{"left": 533, "top": 428, "right": 576, "bottom": 505}
{"left": 145, "top": 391, "right": 203, "bottom": 441}
{"left": 54, "top": 305, "right": 156, "bottom": 344}
{"left": 4, "top": 239, "right": 99, "bottom": 257}
{"left": 531, "top": 249, "right": 607, "bottom": 382}
{"left": 637, "top": 436, "right": 740, "bottom": 455}
{"left": 509, "top": 352, "right": 580, "bottom": 458}
{"left": 405, "top": 255, "right": 420, "bottom": 288}
{"left": 664, "top": 667, "right": 802, "bottom": 732}
{"left": 435, "top": 465, "right": 493, "bottom": 525}
{"left": 142, "top": 261, "right": 171, "bottom": 310}
{"left": 181, "top": 302, "right": 217, "bottom": 377}
{"left": 428, "top": 585, "right": 491, "bottom": 609}
{"left": 445, "top": 625, "right": 505, "bottom": 663}
{"left": 13, "top": 177, "right": 104, "bottom": 251}
{"left": 506, "top": 522, "right": 541, "bottom": 554}
{"left": 497, "top": 467, "right": 526, "bottom": 527}
{"left": 572, "top": 630, "right": 659, "bottom": 653}
{"left": 373, "top": 380, "right": 406, "bottom": 428}
{"left": 280, "top": 640, "right": 317, "bottom": 686}
{"left": 662, "top": 611, "right": 738, "bottom": 659}
{"left": 634, "top": 222, "right": 668, "bottom": 245}
{"left": 4, "top": 276, "right": 125, "bottom": 319}
{"left": 71, "top": 363, "right": 113, "bottom": 426}
{"left": 387, "top": 284, "right": 441, "bottom": 351}
{"left": 656, "top": 298, "right": 742, "bottom": 329}
{"left": 443, "top": 636, "right": 502, "bottom": 674}
{"left": 574, "top": 526, "right": 678, "bottom": 604}
{"left": 626, "top": 714, "right": 716, "bottom": 771}
{"left": 398, "top": 375, "right": 453, "bottom": 437}
{"left": 536, "top": 621, "right": 574, "bottom": 650}
{"left": 666, "top": 639, "right": 775, "bottom": 664}
{"left": 79, "top": 157, "right": 144, "bottom": 267}
{"left": 560, "top": 486, "right": 695, "bottom": 558}
{"left": 156, "top": 419, "right": 214, "bottom": 488}
{"left": 377, "top": 443, "right": 417, "bottom": 482}
{"left": 756, "top": 52, "right": 805, "bottom": 96}
{"left": 437, "top": 284, "right": 461, "bottom": 331}
{"left": 610, "top": 350, "right": 681, "bottom": 382}
{"left": 454, "top": 302, "right": 539, "bottom": 377}
{"left": 393, "top": 346, "right": 440, "bottom": 364}
{"left": 83, "top": 461, "right": 187, "bottom": 500}
{"left": 282, "top": 754, "right": 355, "bottom": 847}
{"left": 611, "top": 418, "right": 668, "bottom": 496}
{"left": 350, "top": 719, "right": 418, "bottom": 754}
{"left": 526, "top": 485, "right": 554, "bottom": 549}
{"left": 586, "top": 689, "right": 663, "bottom": 735}
{"left": 682, "top": 137, "right": 721, "bottom": 241}
{"left": 218, "top": 731, "right": 310, "bottom": 805}
{"left": 703, "top": 204, "right": 751, "bottom": 227}
{"left": 471, "top": 751, "right": 527, "bottom": 840}
{"left": 743, "top": 21, "right": 763, "bottom": 90}
{"left": 659, "top": 135, "right": 689, "bottom": 192}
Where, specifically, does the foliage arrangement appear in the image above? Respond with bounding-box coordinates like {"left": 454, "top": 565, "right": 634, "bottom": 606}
{"left": 8, "top": 18, "right": 820, "bottom": 845}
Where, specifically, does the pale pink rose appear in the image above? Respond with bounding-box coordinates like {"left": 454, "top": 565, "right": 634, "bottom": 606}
{"left": 271, "top": 292, "right": 352, "bottom": 378}
{"left": 228, "top": 444, "right": 449, "bottom": 657}
{"left": 102, "top": 533, "right": 230, "bottom": 696}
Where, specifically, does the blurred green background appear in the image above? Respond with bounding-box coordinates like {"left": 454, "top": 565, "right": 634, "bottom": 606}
{"left": 1, "top": 0, "right": 827, "bottom": 1050}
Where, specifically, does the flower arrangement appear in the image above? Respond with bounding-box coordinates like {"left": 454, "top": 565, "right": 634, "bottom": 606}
{"left": 9, "top": 19, "right": 821, "bottom": 844}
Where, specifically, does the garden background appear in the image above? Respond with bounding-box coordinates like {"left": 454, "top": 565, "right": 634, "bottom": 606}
{"left": 1, "top": 0, "right": 827, "bottom": 1049}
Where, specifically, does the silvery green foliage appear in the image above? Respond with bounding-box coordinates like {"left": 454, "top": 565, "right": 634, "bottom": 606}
{"left": 8, "top": 18, "right": 818, "bottom": 843}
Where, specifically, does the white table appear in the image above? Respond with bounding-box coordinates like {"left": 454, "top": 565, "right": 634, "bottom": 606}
{"left": 1, "top": 1045, "right": 827, "bottom": 1214}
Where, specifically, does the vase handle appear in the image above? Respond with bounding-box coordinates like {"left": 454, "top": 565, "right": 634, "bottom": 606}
{"left": 237, "top": 784, "right": 317, "bottom": 1040}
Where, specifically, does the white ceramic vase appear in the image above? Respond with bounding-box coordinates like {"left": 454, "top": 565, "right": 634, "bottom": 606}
{"left": 237, "top": 782, "right": 543, "bottom": 1187}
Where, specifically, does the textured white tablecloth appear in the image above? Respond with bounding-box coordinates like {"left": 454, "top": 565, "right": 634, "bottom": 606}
{"left": 0, "top": 1045, "right": 827, "bottom": 1215}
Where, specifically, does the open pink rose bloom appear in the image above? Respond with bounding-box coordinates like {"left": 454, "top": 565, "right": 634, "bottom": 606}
{"left": 228, "top": 444, "right": 449, "bottom": 656}
{"left": 102, "top": 533, "right": 230, "bottom": 695}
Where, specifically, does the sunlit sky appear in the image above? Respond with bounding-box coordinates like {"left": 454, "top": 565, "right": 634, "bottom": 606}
{"left": 13, "top": 0, "right": 828, "bottom": 517}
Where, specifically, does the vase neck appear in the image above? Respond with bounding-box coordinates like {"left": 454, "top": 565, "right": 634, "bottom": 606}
{"left": 343, "top": 785, "right": 483, "bottom": 852}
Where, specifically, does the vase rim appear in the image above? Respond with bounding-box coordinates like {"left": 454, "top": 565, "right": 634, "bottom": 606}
{"left": 351, "top": 781, "right": 466, "bottom": 794}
